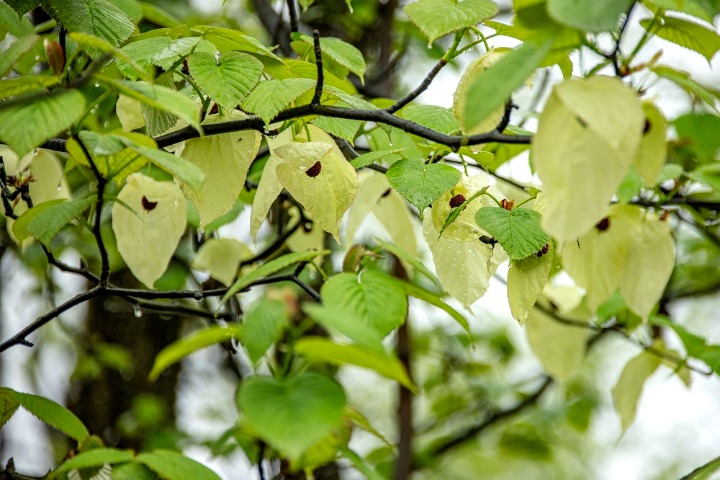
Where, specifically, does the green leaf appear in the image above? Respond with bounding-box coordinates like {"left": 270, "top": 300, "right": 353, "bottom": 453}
{"left": 394, "top": 278, "right": 470, "bottom": 333}
{"left": 386, "top": 159, "right": 460, "bottom": 214}
{"left": 644, "top": 0, "right": 720, "bottom": 23}
{"left": 533, "top": 76, "right": 645, "bottom": 241}
{"left": 41, "top": 0, "right": 135, "bottom": 49}
{"left": 240, "top": 298, "right": 289, "bottom": 365}
{"left": 295, "top": 337, "right": 415, "bottom": 390}
{"left": 0, "top": 2, "right": 35, "bottom": 33}
{"left": 680, "top": 455, "right": 720, "bottom": 480}
{"left": 242, "top": 78, "right": 315, "bottom": 124}
{"left": 403, "top": 0, "right": 498, "bottom": 45}
{"left": 13, "top": 196, "right": 95, "bottom": 246}
{"left": 350, "top": 148, "right": 406, "bottom": 169}
{"left": 96, "top": 76, "right": 201, "bottom": 133}
{"left": 188, "top": 51, "right": 264, "bottom": 110}
{"left": 149, "top": 325, "right": 243, "bottom": 381}
{"left": 194, "top": 25, "right": 281, "bottom": 59}
{"left": 70, "top": 32, "right": 153, "bottom": 81}
{"left": 295, "top": 34, "right": 366, "bottom": 81}
{"left": 151, "top": 37, "right": 216, "bottom": 72}
{"left": 112, "top": 462, "right": 157, "bottom": 480}
{"left": 641, "top": 15, "right": 720, "bottom": 63}
{"left": 116, "top": 36, "right": 172, "bottom": 80}
{"left": 238, "top": 373, "right": 346, "bottom": 461}
{"left": 0, "top": 389, "right": 19, "bottom": 430}
{"left": 321, "top": 271, "right": 407, "bottom": 338}
{"left": 1, "top": 387, "right": 89, "bottom": 442}
{"left": 136, "top": 450, "right": 222, "bottom": 480}
{"left": 674, "top": 113, "right": 720, "bottom": 162}
{"left": 691, "top": 163, "right": 720, "bottom": 191}
{"left": 303, "top": 303, "right": 386, "bottom": 351}
{"left": 125, "top": 143, "right": 205, "bottom": 192}
{"left": 475, "top": 207, "right": 549, "bottom": 260}
{"left": 612, "top": 350, "right": 661, "bottom": 433}
{"left": 400, "top": 105, "right": 459, "bottom": 136}
{"left": 111, "top": 173, "right": 187, "bottom": 288}
{"left": 0, "top": 34, "right": 39, "bottom": 77}
{"left": 375, "top": 238, "right": 441, "bottom": 289}
{"left": 547, "top": 0, "right": 634, "bottom": 32}
{"left": 0, "top": 89, "right": 86, "bottom": 157}
{"left": 222, "top": 250, "right": 330, "bottom": 303}
{"left": 0, "top": 75, "right": 57, "bottom": 99}
{"left": 50, "top": 448, "right": 134, "bottom": 478}
{"left": 462, "top": 39, "right": 553, "bottom": 133}
{"left": 651, "top": 65, "right": 719, "bottom": 110}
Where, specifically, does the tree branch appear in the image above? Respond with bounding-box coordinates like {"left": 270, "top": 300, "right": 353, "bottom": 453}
{"left": 415, "top": 376, "right": 552, "bottom": 465}
{"left": 386, "top": 58, "right": 447, "bottom": 114}
{"left": 311, "top": 30, "right": 324, "bottom": 106}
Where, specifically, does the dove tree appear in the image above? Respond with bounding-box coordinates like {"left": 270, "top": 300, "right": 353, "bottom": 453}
{"left": 1, "top": 0, "right": 720, "bottom": 479}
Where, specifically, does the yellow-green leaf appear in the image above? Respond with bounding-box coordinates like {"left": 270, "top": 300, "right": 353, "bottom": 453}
{"left": 634, "top": 102, "right": 668, "bottom": 185}
{"left": 525, "top": 307, "right": 587, "bottom": 382}
{"left": 619, "top": 213, "right": 675, "bottom": 319}
{"left": 111, "top": 173, "right": 187, "bottom": 288}
{"left": 275, "top": 141, "right": 358, "bottom": 241}
{"left": 181, "top": 112, "right": 261, "bottom": 228}
{"left": 149, "top": 325, "right": 243, "bottom": 381}
{"left": 641, "top": 15, "right": 720, "bottom": 63}
{"left": 562, "top": 205, "right": 641, "bottom": 311}
{"left": 423, "top": 211, "right": 503, "bottom": 307}
{"left": 612, "top": 350, "right": 661, "bottom": 433}
{"left": 295, "top": 337, "right": 415, "bottom": 390}
{"left": 533, "top": 76, "right": 644, "bottom": 242}
{"left": 454, "top": 49, "right": 508, "bottom": 136}
{"left": 508, "top": 243, "right": 553, "bottom": 324}
{"left": 191, "top": 238, "right": 253, "bottom": 286}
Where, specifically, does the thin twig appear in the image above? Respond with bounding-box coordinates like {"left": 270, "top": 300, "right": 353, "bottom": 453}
{"left": 416, "top": 376, "right": 552, "bottom": 464}
{"left": 386, "top": 58, "right": 447, "bottom": 114}
{"left": 74, "top": 136, "right": 110, "bottom": 286}
{"left": 286, "top": 0, "right": 299, "bottom": 34}
{"left": 311, "top": 30, "right": 324, "bottom": 106}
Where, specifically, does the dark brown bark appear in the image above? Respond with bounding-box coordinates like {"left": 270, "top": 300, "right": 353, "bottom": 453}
{"left": 66, "top": 270, "right": 182, "bottom": 449}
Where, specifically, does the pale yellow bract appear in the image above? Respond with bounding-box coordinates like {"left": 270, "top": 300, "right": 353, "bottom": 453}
{"left": 112, "top": 173, "right": 186, "bottom": 288}
{"left": 533, "top": 76, "right": 645, "bottom": 242}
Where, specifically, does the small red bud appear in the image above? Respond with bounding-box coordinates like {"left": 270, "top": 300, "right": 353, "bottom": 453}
{"left": 44, "top": 38, "right": 65, "bottom": 75}
{"left": 305, "top": 161, "right": 322, "bottom": 178}
{"left": 141, "top": 196, "right": 158, "bottom": 211}
{"left": 595, "top": 217, "right": 610, "bottom": 232}
{"left": 449, "top": 194, "right": 466, "bottom": 208}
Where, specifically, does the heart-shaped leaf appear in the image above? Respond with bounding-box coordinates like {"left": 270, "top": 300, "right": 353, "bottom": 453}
{"left": 403, "top": 0, "right": 498, "bottom": 45}
{"left": 475, "top": 207, "right": 549, "bottom": 260}
{"left": 237, "top": 373, "right": 346, "bottom": 461}
{"left": 188, "top": 51, "right": 263, "bottom": 109}
{"left": 386, "top": 159, "right": 460, "bottom": 215}
{"left": 321, "top": 271, "right": 408, "bottom": 338}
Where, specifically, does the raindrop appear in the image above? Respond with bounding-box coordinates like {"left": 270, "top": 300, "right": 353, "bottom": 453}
{"left": 193, "top": 292, "right": 203, "bottom": 303}
{"left": 33, "top": 149, "right": 38, "bottom": 156}
{"left": 94, "top": 83, "right": 100, "bottom": 88}
{"left": 34, "top": 55, "right": 40, "bottom": 61}
{"left": 133, "top": 304, "right": 143, "bottom": 318}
